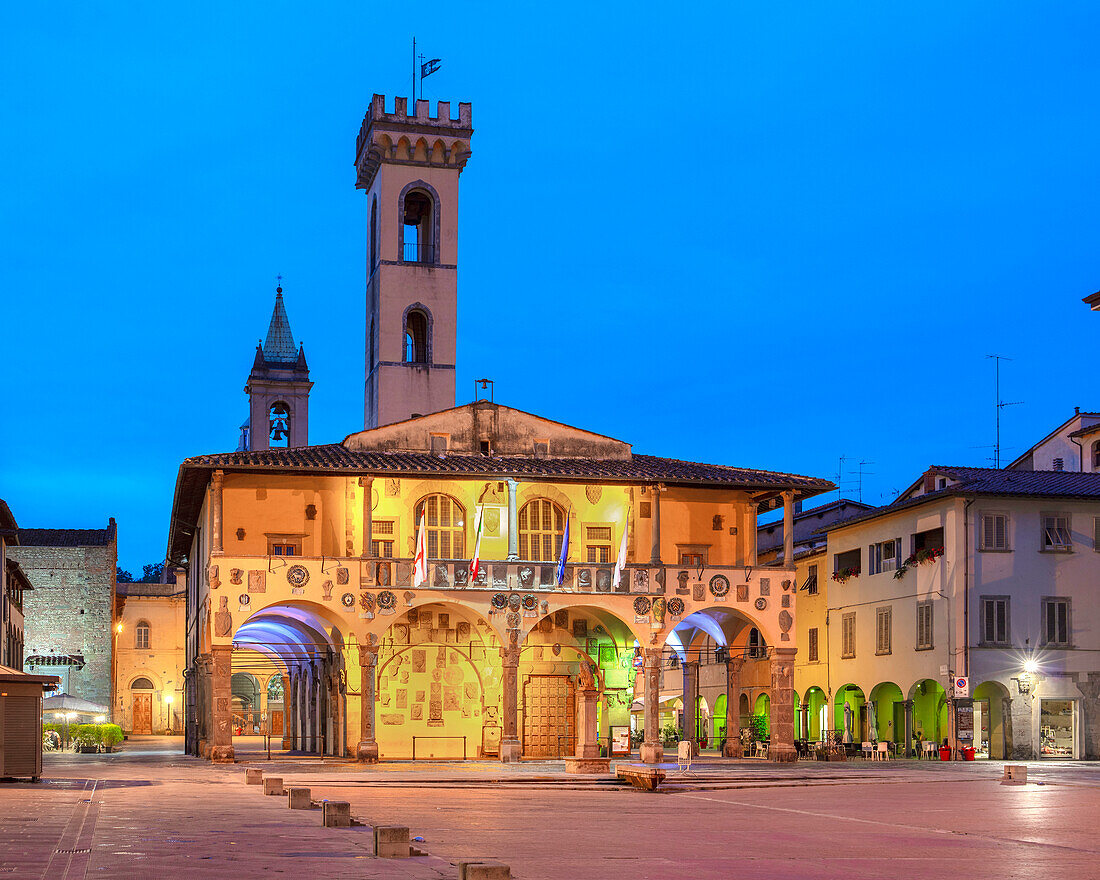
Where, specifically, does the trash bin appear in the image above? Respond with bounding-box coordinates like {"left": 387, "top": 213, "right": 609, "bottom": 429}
{"left": 939, "top": 746, "right": 952, "bottom": 761}
{"left": 962, "top": 746, "right": 976, "bottom": 761}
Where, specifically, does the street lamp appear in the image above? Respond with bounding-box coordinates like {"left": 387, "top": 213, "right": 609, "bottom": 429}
{"left": 164, "top": 693, "right": 174, "bottom": 733}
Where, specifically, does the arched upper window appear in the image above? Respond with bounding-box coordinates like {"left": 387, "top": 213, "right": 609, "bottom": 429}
{"left": 414, "top": 494, "right": 466, "bottom": 560}
{"left": 131, "top": 676, "right": 154, "bottom": 690}
{"left": 518, "top": 499, "right": 565, "bottom": 562}
{"left": 405, "top": 310, "right": 428, "bottom": 363}
{"left": 135, "top": 621, "right": 151, "bottom": 650}
{"left": 369, "top": 197, "right": 378, "bottom": 272}
{"left": 402, "top": 190, "right": 434, "bottom": 263}
{"left": 269, "top": 401, "right": 290, "bottom": 447}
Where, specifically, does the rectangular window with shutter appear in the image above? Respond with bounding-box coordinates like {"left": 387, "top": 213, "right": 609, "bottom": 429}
{"left": 916, "top": 601, "right": 934, "bottom": 650}
{"left": 979, "top": 513, "right": 1009, "bottom": 551}
{"left": 804, "top": 563, "right": 819, "bottom": 595}
{"left": 1042, "top": 598, "right": 1070, "bottom": 646}
{"left": 808, "top": 627, "right": 819, "bottom": 662}
{"left": 1094, "top": 517, "right": 1100, "bottom": 551}
{"left": 981, "top": 596, "right": 1010, "bottom": 645}
{"left": 875, "top": 607, "right": 892, "bottom": 655}
{"left": 841, "top": 612, "right": 856, "bottom": 659}
{"left": 868, "top": 539, "right": 901, "bottom": 574}
{"left": 585, "top": 525, "right": 613, "bottom": 564}
{"left": 1041, "top": 513, "right": 1072, "bottom": 551}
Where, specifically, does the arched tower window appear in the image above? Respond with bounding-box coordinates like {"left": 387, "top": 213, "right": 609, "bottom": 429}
{"left": 518, "top": 499, "right": 566, "bottom": 561}
{"left": 135, "top": 621, "right": 151, "bottom": 650}
{"left": 404, "top": 310, "right": 428, "bottom": 363}
{"left": 414, "top": 494, "right": 466, "bottom": 559}
{"left": 402, "top": 190, "right": 434, "bottom": 263}
{"left": 369, "top": 197, "right": 378, "bottom": 272}
{"left": 269, "top": 401, "right": 290, "bottom": 447}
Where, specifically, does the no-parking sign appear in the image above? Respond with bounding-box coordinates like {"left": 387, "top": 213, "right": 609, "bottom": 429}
{"left": 954, "top": 676, "right": 969, "bottom": 697}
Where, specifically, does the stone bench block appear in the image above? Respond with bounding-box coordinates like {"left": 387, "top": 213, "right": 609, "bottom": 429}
{"left": 322, "top": 800, "right": 352, "bottom": 827}
{"left": 244, "top": 768, "right": 263, "bottom": 785}
{"left": 1003, "top": 765, "right": 1028, "bottom": 784}
{"left": 287, "top": 787, "right": 312, "bottom": 809}
{"left": 263, "top": 777, "right": 284, "bottom": 796}
{"left": 615, "top": 765, "right": 666, "bottom": 791}
{"left": 458, "top": 860, "right": 511, "bottom": 879}
{"left": 374, "top": 824, "right": 410, "bottom": 858}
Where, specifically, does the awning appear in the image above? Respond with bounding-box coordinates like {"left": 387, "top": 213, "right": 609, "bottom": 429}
{"left": 42, "top": 693, "right": 109, "bottom": 716}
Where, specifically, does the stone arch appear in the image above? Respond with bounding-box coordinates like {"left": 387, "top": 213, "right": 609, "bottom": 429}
{"left": 130, "top": 674, "right": 157, "bottom": 690}
{"left": 834, "top": 683, "right": 866, "bottom": 742}
{"left": 401, "top": 301, "right": 433, "bottom": 364}
{"left": 973, "top": 680, "right": 1012, "bottom": 759}
{"left": 397, "top": 179, "right": 441, "bottom": 264}
{"left": 868, "top": 681, "right": 904, "bottom": 745}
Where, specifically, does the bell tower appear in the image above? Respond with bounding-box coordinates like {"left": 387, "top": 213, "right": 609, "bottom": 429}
{"left": 354, "top": 94, "right": 473, "bottom": 429}
{"left": 241, "top": 284, "right": 312, "bottom": 451}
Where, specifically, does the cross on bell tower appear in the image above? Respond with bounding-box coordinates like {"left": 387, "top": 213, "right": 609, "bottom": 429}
{"left": 354, "top": 94, "right": 473, "bottom": 429}
{"left": 240, "top": 281, "right": 313, "bottom": 451}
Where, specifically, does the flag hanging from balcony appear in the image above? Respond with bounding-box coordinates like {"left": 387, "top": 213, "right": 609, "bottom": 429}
{"left": 468, "top": 505, "right": 484, "bottom": 581}
{"left": 413, "top": 511, "right": 429, "bottom": 588}
{"left": 555, "top": 514, "right": 570, "bottom": 586}
{"left": 612, "top": 519, "right": 629, "bottom": 590}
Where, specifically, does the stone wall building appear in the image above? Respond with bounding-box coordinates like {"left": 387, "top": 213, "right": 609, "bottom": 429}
{"left": 11, "top": 522, "right": 117, "bottom": 714}
{"left": 114, "top": 580, "right": 186, "bottom": 734}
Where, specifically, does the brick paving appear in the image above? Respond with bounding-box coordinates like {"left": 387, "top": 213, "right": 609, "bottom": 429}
{"left": 3, "top": 737, "right": 1100, "bottom": 879}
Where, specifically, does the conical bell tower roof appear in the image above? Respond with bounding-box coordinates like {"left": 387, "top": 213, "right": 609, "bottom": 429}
{"left": 262, "top": 286, "right": 299, "bottom": 365}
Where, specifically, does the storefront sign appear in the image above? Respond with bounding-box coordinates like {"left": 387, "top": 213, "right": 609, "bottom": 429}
{"left": 956, "top": 702, "right": 974, "bottom": 745}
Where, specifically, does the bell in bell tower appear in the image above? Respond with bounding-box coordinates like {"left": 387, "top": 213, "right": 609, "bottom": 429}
{"left": 354, "top": 94, "right": 473, "bottom": 429}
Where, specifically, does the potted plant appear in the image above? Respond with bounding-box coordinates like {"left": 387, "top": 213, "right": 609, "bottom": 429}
{"left": 831, "top": 567, "right": 859, "bottom": 584}
{"left": 73, "top": 724, "right": 100, "bottom": 753}
{"left": 99, "top": 724, "right": 124, "bottom": 753}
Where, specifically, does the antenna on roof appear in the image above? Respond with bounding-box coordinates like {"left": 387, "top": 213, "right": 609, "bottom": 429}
{"left": 857, "top": 460, "right": 875, "bottom": 503}
{"left": 987, "top": 355, "right": 1023, "bottom": 468}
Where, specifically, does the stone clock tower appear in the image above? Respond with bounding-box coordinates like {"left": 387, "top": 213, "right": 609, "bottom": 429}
{"left": 354, "top": 94, "right": 473, "bottom": 429}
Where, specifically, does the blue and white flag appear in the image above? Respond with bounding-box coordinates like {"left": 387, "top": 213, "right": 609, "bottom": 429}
{"left": 556, "top": 515, "right": 570, "bottom": 586}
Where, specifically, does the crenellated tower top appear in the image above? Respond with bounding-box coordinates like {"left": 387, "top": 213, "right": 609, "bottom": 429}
{"left": 354, "top": 94, "right": 473, "bottom": 191}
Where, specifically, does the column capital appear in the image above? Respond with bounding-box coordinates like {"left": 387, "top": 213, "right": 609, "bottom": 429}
{"left": 500, "top": 645, "right": 521, "bottom": 667}
{"left": 358, "top": 639, "right": 379, "bottom": 668}
{"left": 643, "top": 647, "right": 663, "bottom": 669}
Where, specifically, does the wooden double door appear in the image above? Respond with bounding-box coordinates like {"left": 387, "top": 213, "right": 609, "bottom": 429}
{"left": 132, "top": 693, "right": 152, "bottom": 735}
{"left": 523, "top": 675, "right": 575, "bottom": 758}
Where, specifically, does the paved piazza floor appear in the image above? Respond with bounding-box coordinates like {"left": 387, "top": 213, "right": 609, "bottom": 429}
{"left": 2, "top": 737, "right": 1099, "bottom": 879}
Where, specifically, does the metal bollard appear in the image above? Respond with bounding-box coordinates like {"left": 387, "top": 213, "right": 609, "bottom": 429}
{"left": 287, "top": 787, "right": 312, "bottom": 809}
{"left": 322, "top": 800, "right": 352, "bottom": 827}
{"left": 373, "top": 825, "right": 410, "bottom": 858}
{"left": 263, "top": 777, "right": 284, "bottom": 796}
{"left": 245, "top": 768, "right": 263, "bottom": 785}
{"left": 458, "top": 861, "right": 512, "bottom": 880}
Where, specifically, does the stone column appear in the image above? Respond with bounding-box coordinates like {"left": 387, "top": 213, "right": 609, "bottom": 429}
{"left": 357, "top": 639, "right": 380, "bottom": 762}
{"left": 681, "top": 660, "right": 699, "bottom": 754}
{"left": 499, "top": 644, "right": 522, "bottom": 761}
{"left": 360, "top": 476, "right": 374, "bottom": 557}
{"left": 782, "top": 490, "right": 795, "bottom": 567}
{"left": 768, "top": 648, "right": 797, "bottom": 762}
{"left": 574, "top": 687, "right": 600, "bottom": 759}
{"left": 211, "top": 469, "right": 225, "bottom": 555}
{"left": 195, "top": 658, "right": 209, "bottom": 758}
{"left": 723, "top": 657, "right": 743, "bottom": 757}
{"left": 649, "top": 485, "right": 662, "bottom": 565}
{"left": 903, "top": 699, "right": 914, "bottom": 757}
{"left": 640, "top": 648, "right": 664, "bottom": 764}
{"left": 281, "top": 674, "right": 292, "bottom": 750}
{"left": 506, "top": 479, "right": 519, "bottom": 560}
{"left": 210, "top": 645, "right": 234, "bottom": 763}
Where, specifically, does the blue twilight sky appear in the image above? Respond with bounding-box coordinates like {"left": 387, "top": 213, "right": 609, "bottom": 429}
{"left": 2, "top": 3, "right": 1097, "bottom": 573}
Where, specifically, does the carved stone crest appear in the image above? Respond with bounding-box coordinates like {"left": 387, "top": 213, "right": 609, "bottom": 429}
{"left": 336, "top": 567, "right": 349, "bottom": 585}
{"left": 229, "top": 568, "right": 243, "bottom": 586}
{"left": 585, "top": 485, "right": 602, "bottom": 504}
{"left": 736, "top": 583, "right": 749, "bottom": 602}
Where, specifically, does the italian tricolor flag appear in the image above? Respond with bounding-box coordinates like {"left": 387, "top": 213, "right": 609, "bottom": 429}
{"left": 468, "top": 505, "right": 485, "bottom": 581}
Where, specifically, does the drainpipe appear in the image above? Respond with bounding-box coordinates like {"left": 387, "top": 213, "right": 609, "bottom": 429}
{"left": 963, "top": 499, "right": 973, "bottom": 679}
{"left": 1068, "top": 434, "right": 1085, "bottom": 472}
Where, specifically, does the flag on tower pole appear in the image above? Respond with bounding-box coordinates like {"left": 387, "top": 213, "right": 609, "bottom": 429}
{"left": 555, "top": 514, "right": 571, "bottom": 586}
{"left": 468, "top": 505, "right": 485, "bottom": 581}
{"left": 413, "top": 511, "right": 429, "bottom": 588}
{"left": 612, "top": 519, "right": 630, "bottom": 590}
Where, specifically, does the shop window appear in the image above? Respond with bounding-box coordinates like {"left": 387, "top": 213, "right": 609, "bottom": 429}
{"left": 875, "top": 607, "right": 892, "bottom": 655}
{"left": 808, "top": 627, "right": 819, "bottom": 662}
{"left": 916, "top": 601, "right": 934, "bottom": 650}
{"left": 980, "top": 596, "right": 1010, "bottom": 646}
{"left": 868, "top": 539, "right": 901, "bottom": 574}
{"left": 519, "top": 499, "right": 565, "bottom": 562}
{"left": 841, "top": 613, "right": 856, "bottom": 659}
{"left": 1040, "top": 700, "right": 1074, "bottom": 758}
{"left": 135, "top": 621, "right": 151, "bottom": 650}
{"left": 1041, "top": 513, "right": 1072, "bottom": 551}
{"left": 979, "top": 513, "right": 1009, "bottom": 551}
{"left": 414, "top": 494, "right": 466, "bottom": 559}
{"left": 1042, "top": 598, "right": 1070, "bottom": 646}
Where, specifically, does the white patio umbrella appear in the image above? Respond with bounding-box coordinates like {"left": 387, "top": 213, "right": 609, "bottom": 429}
{"left": 42, "top": 693, "right": 109, "bottom": 717}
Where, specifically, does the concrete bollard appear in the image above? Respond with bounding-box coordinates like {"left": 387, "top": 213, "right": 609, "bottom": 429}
{"left": 1003, "top": 765, "right": 1028, "bottom": 784}
{"left": 373, "top": 825, "right": 410, "bottom": 858}
{"left": 458, "top": 861, "right": 512, "bottom": 880}
{"left": 263, "top": 777, "right": 285, "bottom": 796}
{"left": 245, "top": 768, "right": 263, "bottom": 785}
{"left": 322, "top": 800, "right": 352, "bottom": 828}
{"left": 287, "top": 787, "right": 312, "bottom": 809}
